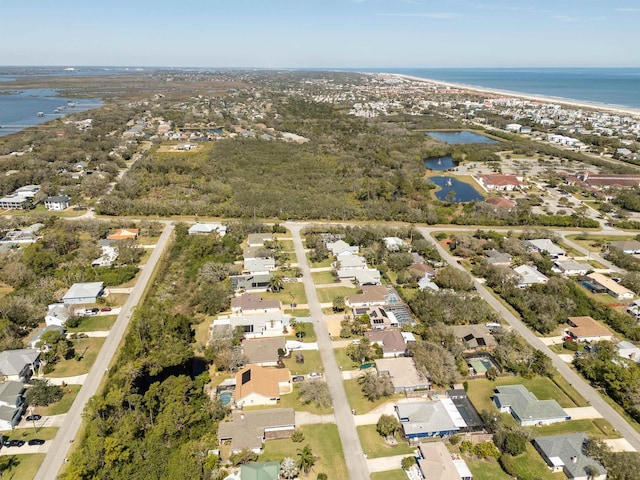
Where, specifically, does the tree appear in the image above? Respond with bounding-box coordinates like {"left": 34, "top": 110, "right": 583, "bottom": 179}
{"left": 357, "top": 371, "right": 394, "bottom": 401}
{"left": 230, "top": 448, "right": 258, "bottom": 466}
{"left": 376, "top": 414, "right": 400, "bottom": 438}
{"left": 494, "top": 429, "right": 528, "bottom": 456}
{"left": 401, "top": 456, "right": 416, "bottom": 470}
{"left": 0, "top": 455, "right": 19, "bottom": 476}
{"left": 114, "top": 239, "right": 143, "bottom": 265}
{"left": 409, "top": 341, "right": 459, "bottom": 387}
{"left": 297, "top": 444, "right": 315, "bottom": 474}
{"left": 38, "top": 330, "right": 74, "bottom": 365}
{"left": 269, "top": 273, "right": 284, "bottom": 292}
{"left": 214, "top": 347, "right": 247, "bottom": 372}
{"left": 434, "top": 266, "right": 474, "bottom": 291}
{"left": 316, "top": 474, "right": 328, "bottom": 480}
{"left": 298, "top": 380, "right": 331, "bottom": 407}
{"left": 584, "top": 465, "right": 600, "bottom": 480}
{"left": 332, "top": 296, "right": 346, "bottom": 312}
{"left": 24, "top": 379, "right": 63, "bottom": 407}
{"left": 281, "top": 457, "right": 299, "bottom": 479}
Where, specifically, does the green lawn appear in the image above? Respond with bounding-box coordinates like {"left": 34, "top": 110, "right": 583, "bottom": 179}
{"left": 307, "top": 255, "right": 333, "bottom": 268}
{"left": 35, "top": 385, "right": 81, "bottom": 416}
{"left": 311, "top": 271, "right": 338, "bottom": 284}
{"left": 259, "top": 424, "right": 348, "bottom": 479}
{"left": 46, "top": 337, "right": 106, "bottom": 377}
{"left": 371, "top": 470, "right": 408, "bottom": 480}
{"left": 67, "top": 314, "right": 117, "bottom": 332}
{"left": 507, "top": 444, "right": 568, "bottom": 480}
{"left": 283, "top": 309, "right": 311, "bottom": 318}
{"left": 260, "top": 282, "right": 308, "bottom": 305}
{"left": 1, "top": 427, "right": 59, "bottom": 442}
{"left": 466, "top": 458, "right": 511, "bottom": 479}
{"left": 356, "top": 424, "right": 415, "bottom": 458}
{"left": 0, "top": 454, "right": 45, "bottom": 480}
{"left": 282, "top": 350, "right": 324, "bottom": 376}
{"left": 334, "top": 347, "right": 360, "bottom": 370}
{"left": 343, "top": 378, "right": 401, "bottom": 414}
{"left": 551, "top": 374, "right": 589, "bottom": 407}
{"left": 286, "top": 321, "right": 317, "bottom": 343}
{"left": 466, "top": 375, "right": 582, "bottom": 414}
{"left": 532, "top": 418, "right": 621, "bottom": 439}
{"left": 316, "top": 286, "right": 358, "bottom": 304}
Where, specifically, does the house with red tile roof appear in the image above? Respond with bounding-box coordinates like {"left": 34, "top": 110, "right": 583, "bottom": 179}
{"left": 476, "top": 174, "right": 528, "bottom": 191}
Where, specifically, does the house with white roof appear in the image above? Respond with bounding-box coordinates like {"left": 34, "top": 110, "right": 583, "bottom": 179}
{"left": 188, "top": 223, "right": 227, "bottom": 236}
{"left": 0, "top": 349, "right": 40, "bottom": 382}
{"left": 617, "top": 341, "right": 640, "bottom": 363}
{"left": 396, "top": 398, "right": 467, "bottom": 439}
{"left": 493, "top": 385, "right": 568, "bottom": 426}
{"left": 383, "top": 237, "right": 409, "bottom": 252}
{"left": 553, "top": 259, "right": 591, "bottom": 276}
{"left": 45, "top": 303, "right": 72, "bottom": 327}
{"left": 326, "top": 239, "right": 359, "bottom": 257}
{"left": 526, "top": 238, "right": 566, "bottom": 258}
{"left": 62, "top": 282, "right": 105, "bottom": 305}
{"left": 514, "top": 265, "right": 548, "bottom": 288}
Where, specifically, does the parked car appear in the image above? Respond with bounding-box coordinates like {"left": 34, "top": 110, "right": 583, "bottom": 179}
{"left": 25, "top": 414, "right": 41, "bottom": 422}
{"left": 562, "top": 335, "right": 573, "bottom": 342}
{"left": 28, "top": 439, "right": 45, "bottom": 446}
{"left": 100, "top": 307, "right": 112, "bottom": 312}
{"left": 292, "top": 375, "right": 305, "bottom": 383}
{"left": 85, "top": 308, "right": 100, "bottom": 316}
{"left": 307, "top": 372, "right": 323, "bottom": 379}
{"left": 4, "top": 440, "right": 25, "bottom": 447}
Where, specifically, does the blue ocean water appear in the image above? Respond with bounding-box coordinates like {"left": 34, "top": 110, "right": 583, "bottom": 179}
{"left": 360, "top": 68, "right": 640, "bottom": 110}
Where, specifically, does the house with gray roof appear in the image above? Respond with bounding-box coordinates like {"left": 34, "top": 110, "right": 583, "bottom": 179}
{"left": 243, "top": 257, "right": 276, "bottom": 275}
{"left": 617, "top": 341, "right": 640, "bottom": 363}
{"left": 326, "top": 239, "right": 359, "bottom": 257}
{"left": 609, "top": 239, "right": 640, "bottom": 255}
{"left": 62, "top": 282, "right": 104, "bottom": 305}
{"left": 44, "top": 195, "right": 71, "bottom": 211}
{"left": 533, "top": 433, "right": 607, "bottom": 480}
{"left": 230, "top": 273, "right": 272, "bottom": 292}
{"left": 396, "top": 399, "right": 467, "bottom": 439}
{"left": 0, "top": 349, "right": 40, "bottom": 382}
{"left": 0, "top": 380, "right": 26, "bottom": 430}
{"left": 217, "top": 408, "right": 295, "bottom": 454}
{"left": 484, "top": 249, "right": 512, "bottom": 266}
{"left": 375, "top": 357, "right": 430, "bottom": 393}
{"left": 45, "top": 303, "right": 73, "bottom": 327}
{"left": 27, "top": 325, "right": 65, "bottom": 349}
{"left": 242, "top": 337, "right": 286, "bottom": 366}
{"left": 212, "top": 312, "right": 291, "bottom": 339}
{"left": 525, "top": 238, "right": 566, "bottom": 258}
{"left": 493, "top": 385, "right": 569, "bottom": 426}
{"left": 554, "top": 259, "right": 591, "bottom": 276}
{"left": 452, "top": 324, "right": 497, "bottom": 352}
{"left": 247, "top": 233, "right": 273, "bottom": 247}
{"left": 514, "top": 264, "right": 548, "bottom": 288}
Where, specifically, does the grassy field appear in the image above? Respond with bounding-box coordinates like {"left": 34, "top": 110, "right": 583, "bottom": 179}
{"left": 533, "top": 418, "right": 620, "bottom": 439}
{"left": 283, "top": 308, "right": 311, "bottom": 318}
{"left": 343, "top": 378, "right": 401, "bottom": 414}
{"left": 334, "top": 347, "right": 361, "bottom": 370}
{"left": 286, "top": 321, "right": 316, "bottom": 343}
{"left": 311, "top": 271, "right": 338, "bottom": 284}
{"left": 259, "top": 424, "right": 348, "bottom": 479}
{"left": 260, "top": 282, "right": 308, "bottom": 305}
{"left": 466, "top": 458, "right": 511, "bottom": 479}
{"left": 508, "top": 444, "right": 568, "bottom": 480}
{"left": 282, "top": 350, "right": 323, "bottom": 376}
{"left": 356, "top": 424, "right": 415, "bottom": 458}
{"left": 0, "top": 453, "right": 45, "bottom": 480}
{"left": 1, "top": 427, "right": 59, "bottom": 442}
{"left": 466, "top": 375, "right": 582, "bottom": 413}
{"left": 316, "top": 286, "right": 358, "bottom": 304}
{"left": 371, "top": 470, "right": 408, "bottom": 480}
{"left": 47, "top": 337, "right": 106, "bottom": 377}
{"left": 35, "top": 385, "right": 81, "bottom": 416}
{"left": 67, "top": 314, "right": 117, "bottom": 332}
{"left": 307, "top": 254, "right": 333, "bottom": 268}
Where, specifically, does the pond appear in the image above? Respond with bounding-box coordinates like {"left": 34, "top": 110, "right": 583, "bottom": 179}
{"left": 426, "top": 131, "right": 497, "bottom": 144}
{"left": 430, "top": 176, "right": 484, "bottom": 202}
{"left": 424, "top": 155, "right": 457, "bottom": 171}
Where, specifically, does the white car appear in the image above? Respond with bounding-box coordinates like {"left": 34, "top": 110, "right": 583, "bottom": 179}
{"left": 307, "top": 372, "right": 323, "bottom": 379}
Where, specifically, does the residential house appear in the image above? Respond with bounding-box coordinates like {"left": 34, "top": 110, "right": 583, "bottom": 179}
{"left": 240, "top": 462, "right": 280, "bottom": 480}
{"left": 375, "top": 357, "right": 430, "bottom": 393}
{"left": 617, "top": 341, "right": 640, "bottom": 363}
{"left": 0, "top": 381, "right": 26, "bottom": 430}
{"left": 346, "top": 286, "right": 390, "bottom": 308}
{"left": 212, "top": 312, "right": 291, "bottom": 338}
{"left": 566, "top": 316, "right": 614, "bottom": 343}
{"left": 326, "top": 239, "right": 359, "bottom": 256}
{"left": 484, "top": 249, "right": 512, "bottom": 266}
{"left": 0, "top": 225, "right": 42, "bottom": 244}
{"left": 357, "top": 306, "right": 398, "bottom": 330}
{"left": 383, "top": 237, "right": 409, "bottom": 252}
{"left": 92, "top": 239, "right": 118, "bottom": 267}
{"left": 396, "top": 399, "right": 468, "bottom": 439}
{"left": 416, "top": 442, "right": 473, "bottom": 480}
{"left": 608, "top": 240, "right": 640, "bottom": 255}
{"left": 452, "top": 324, "right": 497, "bottom": 352}
{"left": 408, "top": 263, "right": 436, "bottom": 280}
{"left": 0, "top": 349, "right": 40, "bottom": 382}
{"left": 231, "top": 293, "right": 281, "bottom": 315}
{"left": 476, "top": 173, "right": 527, "bottom": 191}
{"left": 485, "top": 197, "right": 517, "bottom": 210}
{"left": 188, "top": 223, "right": 227, "bottom": 236}
{"left": 353, "top": 269, "right": 382, "bottom": 286}
{"left": 554, "top": 259, "right": 591, "bottom": 276}
{"left": 230, "top": 273, "right": 272, "bottom": 292}
{"left": 234, "top": 365, "right": 292, "bottom": 407}
{"left": 0, "top": 195, "right": 29, "bottom": 210}
{"left": 27, "top": 325, "right": 65, "bottom": 349}
{"left": 247, "top": 233, "right": 273, "bottom": 247}
{"left": 493, "top": 385, "right": 569, "bottom": 426}
{"left": 14, "top": 185, "right": 40, "bottom": 198}
{"left": 62, "top": 282, "right": 105, "bottom": 305}
{"left": 366, "top": 330, "right": 407, "bottom": 358}
{"left": 418, "top": 277, "right": 440, "bottom": 292}
{"left": 514, "top": 265, "right": 549, "bottom": 287}
{"left": 107, "top": 228, "right": 139, "bottom": 241}
{"left": 587, "top": 272, "right": 635, "bottom": 300}
{"left": 335, "top": 255, "right": 367, "bottom": 277}
{"left": 45, "top": 303, "right": 72, "bottom": 327}
{"left": 533, "top": 433, "right": 607, "bottom": 480}
{"left": 446, "top": 390, "right": 484, "bottom": 433}
{"left": 628, "top": 299, "right": 640, "bottom": 318}
{"left": 243, "top": 257, "right": 276, "bottom": 275}
{"left": 44, "top": 195, "right": 71, "bottom": 211}
{"left": 525, "top": 238, "right": 566, "bottom": 258}
{"left": 242, "top": 337, "right": 286, "bottom": 367}
{"left": 217, "top": 408, "right": 295, "bottom": 454}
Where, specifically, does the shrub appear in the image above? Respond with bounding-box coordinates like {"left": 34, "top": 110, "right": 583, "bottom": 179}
{"left": 499, "top": 454, "right": 517, "bottom": 476}
{"left": 401, "top": 456, "right": 416, "bottom": 470}
{"left": 291, "top": 429, "right": 305, "bottom": 443}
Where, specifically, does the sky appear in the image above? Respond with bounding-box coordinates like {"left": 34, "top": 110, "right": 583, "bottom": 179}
{"left": 1, "top": 0, "right": 639, "bottom": 68}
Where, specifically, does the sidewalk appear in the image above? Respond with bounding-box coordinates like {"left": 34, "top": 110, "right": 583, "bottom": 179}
{"left": 44, "top": 374, "right": 88, "bottom": 385}
{"left": 295, "top": 411, "right": 336, "bottom": 425}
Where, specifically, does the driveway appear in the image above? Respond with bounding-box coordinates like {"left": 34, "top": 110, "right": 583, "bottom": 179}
{"left": 366, "top": 454, "right": 408, "bottom": 473}
{"left": 564, "top": 406, "right": 603, "bottom": 419}
{"left": 288, "top": 223, "right": 370, "bottom": 480}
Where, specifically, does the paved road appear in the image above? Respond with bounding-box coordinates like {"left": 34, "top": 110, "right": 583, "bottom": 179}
{"left": 417, "top": 226, "right": 640, "bottom": 452}
{"left": 288, "top": 223, "right": 370, "bottom": 480}
{"left": 34, "top": 222, "right": 174, "bottom": 480}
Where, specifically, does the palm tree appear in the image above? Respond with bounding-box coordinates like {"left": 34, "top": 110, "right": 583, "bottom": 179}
{"left": 269, "top": 273, "right": 284, "bottom": 292}
{"left": 297, "top": 444, "right": 315, "bottom": 475}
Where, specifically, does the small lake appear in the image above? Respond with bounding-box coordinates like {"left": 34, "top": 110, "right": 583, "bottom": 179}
{"left": 426, "top": 131, "right": 497, "bottom": 144}
{"left": 424, "top": 155, "right": 457, "bottom": 171}
{"left": 430, "top": 176, "right": 484, "bottom": 202}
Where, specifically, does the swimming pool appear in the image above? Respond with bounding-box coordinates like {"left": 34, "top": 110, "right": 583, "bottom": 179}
{"left": 219, "top": 391, "right": 233, "bottom": 405}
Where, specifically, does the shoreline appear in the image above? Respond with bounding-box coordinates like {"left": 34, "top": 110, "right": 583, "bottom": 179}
{"left": 380, "top": 72, "right": 640, "bottom": 118}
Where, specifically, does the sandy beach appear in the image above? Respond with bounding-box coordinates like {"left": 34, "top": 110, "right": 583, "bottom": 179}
{"left": 382, "top": 72, "right": 640, "bottom": 118}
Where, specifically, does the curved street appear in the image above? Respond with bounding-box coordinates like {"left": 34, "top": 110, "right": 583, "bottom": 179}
{"left": 34, "top": 222, "right": 175, "bottom": 480}
{"left": 288, "top": 223, "right": 370, "bottom": 480}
